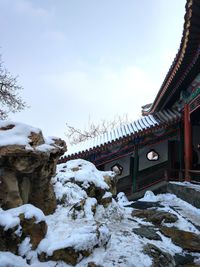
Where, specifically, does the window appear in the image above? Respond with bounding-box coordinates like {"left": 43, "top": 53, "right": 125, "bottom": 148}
{"left": 111, "top": 163, "right": 123, "bottom": 175}
{"left": 146, "top": 149, "right": 159, "bottom": 161}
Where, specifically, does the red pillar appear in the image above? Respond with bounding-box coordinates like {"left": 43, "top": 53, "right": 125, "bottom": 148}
{"left": 184, "top": 103, "right": 192, "bottom": 182}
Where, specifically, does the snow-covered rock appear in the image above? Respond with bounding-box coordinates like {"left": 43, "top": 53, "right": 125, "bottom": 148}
{"left": 0, "top": 204, "right": 47, "bottom": 253}
{"left": 38, "top": 222, "right": 110, "bottom": 265}
{"left": 53, "top": 159, "right": 117, "bottom": 219}
{"left": 0, "top": 120, "right": 67, "bottom": 214}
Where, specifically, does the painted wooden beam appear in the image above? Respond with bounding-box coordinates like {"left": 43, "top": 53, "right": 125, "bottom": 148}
{"left": 184, "top": 103, "right": 192, "bottom": 181}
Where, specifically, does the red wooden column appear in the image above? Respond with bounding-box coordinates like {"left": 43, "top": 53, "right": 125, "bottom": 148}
{"left": 184, "top": 103, "right": 192, "bottom": 182}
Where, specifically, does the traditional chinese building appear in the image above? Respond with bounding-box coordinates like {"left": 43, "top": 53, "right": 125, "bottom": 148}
{"left": 60, "top": 0, "right": 200, "bottom": 197}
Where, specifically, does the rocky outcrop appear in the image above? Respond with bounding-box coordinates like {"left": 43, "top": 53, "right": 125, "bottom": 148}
{"left": 132, "top": 226, "right": 162, "bottom": 241}
{"left": 144, "top": 244, "right": 175, "bottom": 267}
{"left": 132, "top": 209, "right": 178, "bottom": 225}
{"left": 0, "top": 121, "right": 67, "bottom": 215}
{"left": 38, "top": 223, "right": 110, "bottom": 266}
{"left": 160, "top": 227, "right": 200, "bottom": 253}
{"left": 0, "top": 204, "right": 47, "bottom": 254}
{"left": 53, "top": 159, "right": 116, "bottom": 218}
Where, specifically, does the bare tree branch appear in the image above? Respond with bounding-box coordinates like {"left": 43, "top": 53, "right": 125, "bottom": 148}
{"left": 0, "top": 55, "right": 27, "bottom": 119}
{"left": 65, "top": 114, "right": 129, "bottom": 145}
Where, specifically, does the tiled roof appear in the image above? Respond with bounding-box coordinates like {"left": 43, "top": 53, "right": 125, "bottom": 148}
{"left": 144, "top": 0, "right": 200, "bottom": 114}
{"left": 63, "top": 109, "right": 181, "bottom": 159}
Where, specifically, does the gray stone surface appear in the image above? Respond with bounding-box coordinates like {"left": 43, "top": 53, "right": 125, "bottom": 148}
{"left": 143, "top": 243, "right": 175, "bottom": 267}
{"left": 167, "top": 183, "right": 200, "bottom": 209}
{"left": 132, "top": 226, "right": 162, "bottom": 240}
{"left": 127, "top": 201, "right": 164, "bottom": 209}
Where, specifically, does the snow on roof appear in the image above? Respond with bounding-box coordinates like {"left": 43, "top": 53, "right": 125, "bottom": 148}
{"left": 64, "top": 109, "right": 181, "bottom": 158}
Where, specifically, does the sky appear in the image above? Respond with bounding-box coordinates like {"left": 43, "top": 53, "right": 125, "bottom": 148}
{"left": 0, "top": 0, "right": 186, "bottom": 143}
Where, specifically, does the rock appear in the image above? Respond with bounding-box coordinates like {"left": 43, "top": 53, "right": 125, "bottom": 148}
{"left": 39, "top": 247, "right": 86, "bottom": 266}
{"left": 1, "top": 170, "right": 23, "bottom": 209}
{"left": 143, "top": 243, "right": 175, "bottom": 267}
{"left": 129, "top": 201, "right": 164, "bottom": 210}
{"left": 19, "top": 214, "right": 47, "bottom": 249}
{"left": 174, "top": 253, "right": 194, "bottom": 266}
{"left": 150, "top": 211, "right": 178, "bottom": 225}
{"left": 70, "top": 199, "right": 86, "bottom": 219}
{"left": 160, "top": 227, "right": 200, "bottom": 253}
{"left": 38, "top": 223, "right": 110, "bottom": 266}
{"left": 104, "top": 174, "right": 117, "bottom": 196}
{"left": 100, "top": 192, "right": 113, "bottom": 208}
{"left": 0, "top": 225, "right": 20, "bottom": 253}
{"left": 54, "top": 159, "right": 117, "bottom": 219}
{"left": 0, "top": 121, "right": 67, "bottom": 215}
{"left": 0, "top": 204, "right": 47, "bottom": 253}
{"left": 87, "top": 262, "right": 104, "bottom": 267}
{"left": 132, "top": 226, "right": 162, "bottom": 240}
{"left": 84, "top": 184, "right": 106, "bottom": 203}
{"left": 132, "top": 209, "right": 178, "bottom": 225}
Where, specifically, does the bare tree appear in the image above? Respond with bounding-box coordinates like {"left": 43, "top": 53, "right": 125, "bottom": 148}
{"left": 0, "top": 55, "right": 27, "bottom": 119}
{"left": 66, "top": 114, "right": 129, "bottom": 145}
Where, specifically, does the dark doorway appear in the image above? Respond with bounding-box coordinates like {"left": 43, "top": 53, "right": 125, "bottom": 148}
{"left": 190, "top": 106, "right": 200, "bottom": 181}
{"left": 191, "top": 107, "right": 200, "bottom": 170}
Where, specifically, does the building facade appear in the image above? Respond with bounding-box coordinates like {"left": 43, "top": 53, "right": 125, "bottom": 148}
{"left": 60, "top": 0, "right": 200, "bottom": 197}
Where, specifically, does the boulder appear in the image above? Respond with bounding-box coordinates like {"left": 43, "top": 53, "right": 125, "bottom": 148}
{"left": 103, "top": 174, "right": 117, "bottom": 196}
{"left": 19, "top": 214, "right": 47, "bottom": 249}
{"left": 160, "top": 226, "right": 200, "bottom": 253}
{"left": 0, "top": 225, "right": 20, "bottom": 253}
{"left": 54, "top": 159, "right": 116, "bottom": 218}
{"left": 100, "top": 192, "right": 113, "bottom": 208}
{"left": 0, "top": 121, "right": 67, "bottom": 215}
{"left": 174, "top": 253, "right": 195, "bottom": 266}
{"left": 87, "top": 262, "right": 104, "bottom": 267}
{"left": 39, "top": 247, "right": 86, "bottom": 266}
{"left": 38, "top": 223, "right": 110, "bottom": 266}
{"left": 0, "top": 204, "right": 47, "bottom": 253}
{"left": 143, "top": 243, "right": 175, "bottom": 267}
{"left": 132, "top": 209, "right": 178, "bottom": 225}
{"left": 132, "top": 226, "right": 162, "bottom": 241}
{"left": 129, "top": 201, "right": 164, "bottom": 210}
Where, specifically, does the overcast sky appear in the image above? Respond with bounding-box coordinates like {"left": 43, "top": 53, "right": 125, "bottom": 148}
{"left": 0, "top": 0, "right": 185, "bottom": 142}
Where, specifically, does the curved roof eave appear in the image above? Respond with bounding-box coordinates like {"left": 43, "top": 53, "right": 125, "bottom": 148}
{"left": 144, "top": 0, "right": 200, "bottom": 115}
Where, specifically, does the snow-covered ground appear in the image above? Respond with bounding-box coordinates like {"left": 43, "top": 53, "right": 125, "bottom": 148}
{"left": 0, "top": 160, "right": 200, "bottom": 267}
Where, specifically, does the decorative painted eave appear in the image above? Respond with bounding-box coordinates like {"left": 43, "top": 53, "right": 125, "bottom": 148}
{"left": 143, "top": 0, "right": 200, "bottom": 115}
{"left": 60, "top": 109, "right": 181, "bottom": 162}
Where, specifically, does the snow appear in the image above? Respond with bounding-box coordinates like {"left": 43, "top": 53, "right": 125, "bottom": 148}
{"left": 18, "top": 237, "right": 32, "bottom": 257}
{"left": 0, "top": 120, "right": 61, "bottom": 152}
{"left": 0, "top": 120, "right": 40, "bottom": 147}
{"left": 102, "top": 191, "right": 112, "bottom": 199}
{"left": 0, "top": 211, "right": 20, "bottom": 230}
{"left": 137, "top": 191, "right": 200, "bottom": 234}
{"left": 1, "top": 159, "right": 200, "bottom": 266}
{"left": 6, "top": 204, "right": 45, "bottom": 222}
{"left": 139, "top": 190, "right": 160, "bottom": 202}
{"left": 36, "top": 204, "right": 110, "bottom": 259}
{"left": 84, "top": 198, "right": 97, "bottom": 219}
{"left": 53, "top": 181, "right": 87, "bottom": 205}
{"left": 1, "top": 190, "right": 200, "bottom": 266}
{"left": 0, "top": 204, "right": 45, "bottom": 232}
{"left": 55, "top": 159, "right": 113, "bottom": 190}
{"left": 64, "top": 110, "right": 180, "bottom": 158}
{"left": 116, "top": 192, "right": 133, "bottom": 207}
{"left": 0, "top": 252, "right": 29, "bottom": 267}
